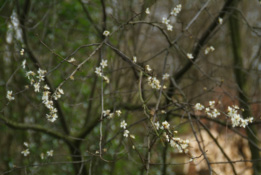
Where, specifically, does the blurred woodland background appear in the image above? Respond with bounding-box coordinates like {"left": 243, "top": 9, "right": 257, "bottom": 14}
{"left": 0, "top": 0, "right": 261, "bottom": 174}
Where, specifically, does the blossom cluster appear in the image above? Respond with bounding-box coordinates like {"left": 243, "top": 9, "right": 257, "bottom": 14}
{"left": 95, "top": 59, "right": 110, "bottom": 83}
{"left": 154, "top": 121, "right": 190, "bottom": 153}
{"left": 195, "top": 101, "right": 220, "bottom": 118}
{"left": 161, "top": 4, "right": 182, "bottom": 31}
{"left": 204, "top": 46, "right": 215, "bottom": 55}
{"left": 170, "top": 4, "right": 182, "bottom": 16}
{"left": 21, "top": 142, "right": 54, "bottom": 159}
{"left": 6, "top": 91, "right": 15, "bottom": 101}
{"left": 41, "top": 150, "right": 54, "bottom": 159}
{"left": 102, "top": 108, "right": 132, "bottom": 138}
{"left": 194, "top": 102, "right": 254, "bottom": 128}
{"left": 103, "top": 109, "right": 121, "bottom": 119}
{"left": 119, "top": 120, "right": 134, "bottom": 138}
{"left": 227, "top": 105, "right": 253, "bottom": 128}
{"left": 148, "top": 76, "right": 161, "bottom": 90}
{"left": 187, "top": 53, "right": 194, "bottom": 59}
{"left": 26, "top": 68, "right": 63, "bottom": 122}
{"left": 24, "top": 65, "right": 63, "bottom": 122}
{"left": 21, "top": 142, "right": 30, "bottom": 156}
{"left": 43, "top": 86, "right": 62, "bottom": 122}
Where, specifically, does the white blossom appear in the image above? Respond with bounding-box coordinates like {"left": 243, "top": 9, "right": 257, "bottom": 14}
{"left": 133, "top": 56, "right": 137, "bottom": 63}
{"left": 116, "top": 110, "right": 122, "bottom": 117}
{"left": 120, "top": 120, "right": 127, "bottom": 129}
{"left": 108, "top": 113, "right": 114, "bottom": 119}
{"left": 21, "top": 149, "right": 30, "bottom": 156}
{"left": 170, "top": 4, "right": 182, "bottom": 16}
{"left": 218, "top": 17, "right": 223, "bottom": 24}
{"left": 204, "top": 46, "right": 215, "bottom": 55}
{"left": 103, "top": 30, "right": 110, "bottom": 37}
{"left": 53, "top": 88, "right": 64, "bottom": 100}
{"left": 154, "top": 121, "right": 160, "bottom": 130}
{"left": 20, "top": 49, "right": 24, "bottom": 56}
{"left": 103, "top": 110, "right": 111, "bottom": 117}
{"left": 145, "top": 8, "right": 150, "bottom": 15}
{"left": 95, "top": 67, "right": 102, "bottom": 76}
{"left": 46, "top": 113, "right": 58, "bottom": 122}
{"left": 162, "top": 121, "right": 170, "bottom": 129}
{"left": 100, "top": 59, "right": 108, "bottom": 68}
{"left": 40, "top": 153, "right": 45, "bottom": 160}
{"left": 103, "top": 76, "right": 110, "bottom": 84}
{"left": 26, "top": 71, "right": 35, "bottom": 79}
{"left": 37, "top": 68, "right": 46, "bottom": 82}
{"left": 163, "top": 73, "right": 170, "bottom": 80}
{"left": 167, "top": 24, "right": 173, "bottom": 31}
{"left": 44, "top": 85, "right": 50, "bottom": 90}
{"left": 47, "top": 150, "right": 53, "bottom": 157}
{"left": 194, "top": 103, "right": 204, "bottom": 111}
{"left": 24, "top": 142, "right": 29, "bottom": 147}
{"left": 162, "top": 17, "right": 170, "bottom": 25}
{"left": 145, "top": 65, "right": 152, "bottom": 72}
{"left": 22, "top": 60, "right": 26, "bottom": 69}
{"left": 34, "top": 82, "right": 40, "bottom": 92}
{"left": 130, "top": 134, "right": 135, "bottom": 139}
{"left": 123, "top": 130, "right": 129, "bottom": 137}
{"left": 148, "top": 76, "right": 161, "bottom": 90}
{"left": 68, "top": 57, "right": 76, "bottom": 62}
{"left": 6, "top": 91, "right": 15, "bottom": 101}
{"left": 187, "top": 53, "right": 193, "bottom": 59}
{"left": 209, "top": 101, "right": 215, "bottom": 107}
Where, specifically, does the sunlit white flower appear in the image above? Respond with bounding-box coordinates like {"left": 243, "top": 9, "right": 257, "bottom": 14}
{"left": 53, "top": 88, "right": 64, "bottom": 100}
{"left": 133, "top": 56, "right": 137, "bottom": 63}
{"left": 145, "top": 65, "right": 152, "bottom": 72}
{"left": 148, "top": 76, "right": 161, "bottom": 90}
{"left": 163, "top": 73, "right": 170, "bottom": 80}
{"left": 209, "top": 101, "right": 215, "bottom": 107}
{"left": 218, "top": 17, "right": 223, "bottom": 24}
{"left": 204, "top": 46, "right": 215, "bottom": 55}
{"left": 103, "top": 110, "right": 110, "bottom": 117}
{"left": 108, "top": 113, "right": 114, "bottom": 119}
{"left": 22, "top": 60, "right": 26, "bottom": 69}
{"left": 20, "top": 49, "right": 24, "bottom": 56}
{"left": 44, "top": 100, "right": 54, "bottom": 109}
{"left": 34, "top": 82, "right": 40, "bottom": 92}
{"left": 164, "top": 133, "right": 170, "bottom": 142}
{"left": 21, "top": 149, "right": 30, "bottom": 156}
{"left": 95, "top": 67, "right": 102, "bottom": 76}
{"left": 103, "top": 30, "right": 110, "bottom": 37}
{"left": 103, "top": 76, "right": 110, "bottom": 84}
{"left": 162, "top": 17, "right": 170, "bottom": 25}
{"left": 145, "top": 8, "right": 150, "bottom": 15}
{"left": 37, "top": 68, "right": 46, "bottom": 82}
{"left": 40, "top": 153, "right": 45, "bottom": 159}
{"left": 194, "top": 103, "right": 204, "bottom": 111}
{"left": 120, "top": 120, "right": 127, "bottom": 129}
{"left": 116, "top": 110, "right": 122, "bottom": 117}
{"left": 100, "top": 59, "right": 108, "bottom": 68}
{"left": 162, "top": 121, "right": 170, "bottom": 129}
{"left": 68, "top": 57, "right": 76, "bottom": 63}
{"left": 130, "top": 134, "right": 135, "bottom": 139}
{"left": 6, "top": 91, "right": 15, "bottom": 101}
{"left": 187, "top": 53, "right": 193, "bottom": 59}
{"left": 167, "top": 24, "right": 173, "bottom": 31}
{"left": 26, "top": 71, "right": 35, "bottom": 79}
{"left": 154, "top": 121, "right": 160, "bottom": 130}
{"left": 43, "top": 85, "right": 50, "bottom": 90}
{"left": 123, "top": 130, "right": 129, "bottom": 137}
{"left": 47, "top": 150, "right": 53, "bottom": 157}
{"left": 170, "top": 4, "right": 182, "bottom": 16}
{"left": 24, "top": 142, "right": 29, "bottom": 147}
{"left": 46, "top": 113, "right": 58, "bottom": 122}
